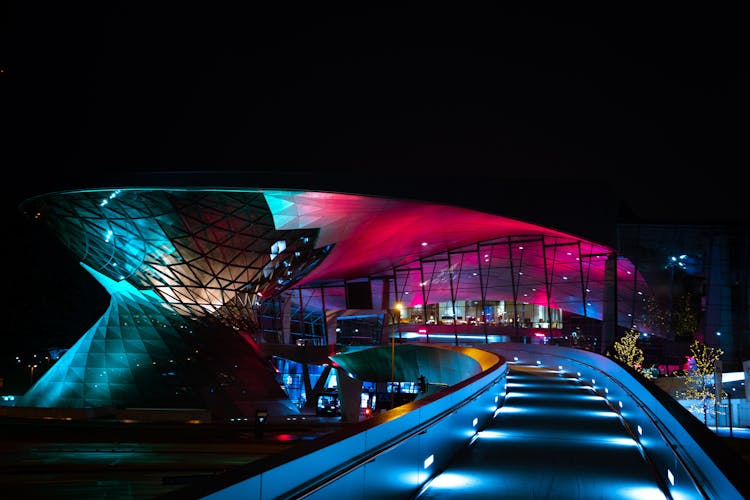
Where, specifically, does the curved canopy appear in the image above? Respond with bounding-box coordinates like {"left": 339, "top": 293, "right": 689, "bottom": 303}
{"left": 330, "top": 344, "right": 501, "bottom": 386}
{"left": 21, "top": 187, "right": 655, "bottom": 332}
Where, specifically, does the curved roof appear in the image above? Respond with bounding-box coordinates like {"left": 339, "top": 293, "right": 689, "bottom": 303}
{"left": 330, "top": 344, "right": 500, "bottom": 385}
{"left": 262, "top": 190, "right": 603, "bottom": 282}
{"left": 21, "top": 187, "right": 655, "bottom": 332}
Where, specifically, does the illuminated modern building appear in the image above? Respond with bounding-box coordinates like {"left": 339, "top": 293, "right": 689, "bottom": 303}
{"left": 17, "top": 187, "right": 659, "bottom": 417}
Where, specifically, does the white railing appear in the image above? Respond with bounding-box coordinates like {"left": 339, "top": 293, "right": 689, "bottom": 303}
{"left": 491, "top": 344, "right": 747, "bottom": 500}
{"left": 163, "top": 356, "right": 507, "bottom": 499}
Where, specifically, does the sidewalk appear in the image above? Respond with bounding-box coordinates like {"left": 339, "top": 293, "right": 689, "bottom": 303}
{"left": 712, "top": 426, "right": 750, "bottom": 439}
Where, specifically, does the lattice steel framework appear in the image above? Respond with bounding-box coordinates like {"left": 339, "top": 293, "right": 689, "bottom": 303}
{"left": 24, "top": 189, "right": 332, "bottom": 332}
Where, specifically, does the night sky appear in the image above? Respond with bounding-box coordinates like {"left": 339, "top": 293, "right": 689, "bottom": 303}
{"left": 2, "top": 5, "right": 747, "bottom": 367}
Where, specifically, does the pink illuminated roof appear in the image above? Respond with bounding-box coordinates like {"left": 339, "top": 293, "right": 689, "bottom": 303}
{"left": 262, "top": 190, "right": 652, "bottom": 329}
{"left": 264, "top": 190, "right": 612, "bottom": 284}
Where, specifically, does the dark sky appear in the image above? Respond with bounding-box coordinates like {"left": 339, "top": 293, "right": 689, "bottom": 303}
{"left": 3, "top": 4, "right": 748, "bottom": 217}
{"left": 1, "top": 5, "right": 747, "bottom": 358}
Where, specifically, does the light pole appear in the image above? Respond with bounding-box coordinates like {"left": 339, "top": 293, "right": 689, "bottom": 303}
{"left": 28, "top": 364, "right": 37, "bottom": 386}
{"left": 391, "top": 302, "right": 403, "bottom": 409}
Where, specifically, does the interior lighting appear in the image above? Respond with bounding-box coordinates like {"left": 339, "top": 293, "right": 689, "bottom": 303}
{"left": 667, "top": 469, "right": 674, "bottom": 486}
{"left": 637, "top": 425, "right": 642, "bottom": 436}
{"left": 472, "top": 417, "right": 478, "bottom": 427}
{"left": 558, "top": 365, "right": 563, "bottom": 371}
{"left": 425, "top": 333, "right": 505, "bottom": 341}
{"left": 619, "top": 401, "right": 623, "bottom": 409}
{"left": 424, "top": 454, "right": 434, "bottom": 469}
{"left": 421, "top": 242, "right": 428, "bottom": 246}
{"left": 577, "top": 372, "right": 581, "bottom": 377}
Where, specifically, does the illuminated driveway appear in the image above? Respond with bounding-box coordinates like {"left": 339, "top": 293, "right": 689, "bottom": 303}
{"left": 417, "top": 363, "right": 666, "bottom": 499}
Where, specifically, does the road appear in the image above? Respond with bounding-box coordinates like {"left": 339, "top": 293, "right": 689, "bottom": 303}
{"left": 0, "top": 417, "right": 339, "bottom": 498}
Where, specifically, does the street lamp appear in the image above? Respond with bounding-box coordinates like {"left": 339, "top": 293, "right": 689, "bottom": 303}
{"left": 28, "top": 364, "right": 38, "bottom": 386}
{"left": 391, "top": 301, "right": 403, "bottom": 408}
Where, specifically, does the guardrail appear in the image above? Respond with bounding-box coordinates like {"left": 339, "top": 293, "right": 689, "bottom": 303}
{"left": 160, "top": 342, "right": 747, "bottom": 500}
{"left": 491, "top": 344, "right": 748, "bottom": 500}
{"left": 158, "top": 353, "right": 507, "bottom": 499}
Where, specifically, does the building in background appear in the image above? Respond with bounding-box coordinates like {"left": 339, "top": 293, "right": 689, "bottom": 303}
{"left": 617, "top": 222, "right": 749, "bottom": 373}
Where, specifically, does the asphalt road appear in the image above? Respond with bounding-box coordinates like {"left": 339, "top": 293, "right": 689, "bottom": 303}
{"left": 0, "top": 417, "right": 340, "bottom": 499}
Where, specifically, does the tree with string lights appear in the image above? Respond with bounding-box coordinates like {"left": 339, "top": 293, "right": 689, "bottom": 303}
{"left": 609, "top": 327, "right": 653, "bottom": 378}
{"left": 677, "top": 340, "right": 725, "bottom": 425}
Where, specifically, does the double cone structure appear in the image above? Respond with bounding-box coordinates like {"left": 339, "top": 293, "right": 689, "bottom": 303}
{"left": 18, "top": 188, "right": 655, "bottom": 416}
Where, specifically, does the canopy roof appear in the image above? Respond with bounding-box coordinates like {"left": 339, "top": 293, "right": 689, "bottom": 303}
{"left": 21, "top": 188, "right": 654, "bottom": 332}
